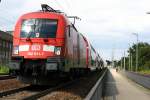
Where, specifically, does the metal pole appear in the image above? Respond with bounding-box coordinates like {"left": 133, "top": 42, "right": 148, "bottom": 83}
{"left": 121, "top": 54, "right": 123, "bottom": 70}
{"left": 136, "top": 34, "right": 138, "bottom": 72}
{"left": 112, "top": 48, "right": 114, "bottom": 68}
{"left": 137, "top": 34, "right": 138, "bottom": 72}
{"left": 131, "top": 54, "right": 133, "bottom": 71}
{"left": 121, "top": 58, "right": 122, "bottom": 70}
{"left": 124, "top": 51, "right": 126, "bottom": 71}
{"left": 129, "top": 44, "right": 130, "bottom": 71}
{"left": 133, "top": 33, "right": 138, "bottom": 72}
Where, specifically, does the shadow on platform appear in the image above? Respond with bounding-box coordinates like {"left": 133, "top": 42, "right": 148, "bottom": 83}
{"left": 102, "top": 69, "right": 119, "bottom": 100}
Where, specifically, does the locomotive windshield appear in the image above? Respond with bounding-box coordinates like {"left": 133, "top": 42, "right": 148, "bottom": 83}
{"left": 20, "top": 19, "right": 58, "bottom": 38}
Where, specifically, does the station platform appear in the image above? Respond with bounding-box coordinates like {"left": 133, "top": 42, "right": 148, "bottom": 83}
{"left": 103, "top": 69, "right": 150, "bottom": 100}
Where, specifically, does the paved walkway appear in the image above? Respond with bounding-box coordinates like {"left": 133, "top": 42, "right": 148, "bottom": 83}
{"left": 103, "top": 69, "right": 150, "bottom": 100}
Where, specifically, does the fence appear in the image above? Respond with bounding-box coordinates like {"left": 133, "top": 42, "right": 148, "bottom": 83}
{"left": 84, "top": 68, "right": 108, "bottom": 100}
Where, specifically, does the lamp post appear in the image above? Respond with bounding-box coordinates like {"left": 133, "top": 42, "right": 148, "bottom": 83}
{"left": 132, "top": 33, "right": 138, "bottom": 72}
{"left": 124, "top": 51, "right": 126, "bottom": 71}
{"left": 131, "top": 54, "right": 133, "bottom": 71}
{"left": 121, "top": 57, "right": 122, "bottom": 70}
{"left": 128, "top": 43, "right": 131, "bottom": 71}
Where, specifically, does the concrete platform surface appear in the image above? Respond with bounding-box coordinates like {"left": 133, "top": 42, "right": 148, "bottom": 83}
{"left": 103, "top": 69, "right": 150, "bottom": 100}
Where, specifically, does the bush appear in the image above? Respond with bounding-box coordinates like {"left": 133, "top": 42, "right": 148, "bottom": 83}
{"left": 139, "top": 69, "right": 150, "bottom": 74}
{"left": 143, "top": 61, "right": 150, "bottom": 70}
{"left": 0, "top": 65, "right": 9, "bottom": 74}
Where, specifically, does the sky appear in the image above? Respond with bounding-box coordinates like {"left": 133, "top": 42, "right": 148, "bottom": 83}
{"left": 0, "top": 0, "right": 150, "bottom": 60}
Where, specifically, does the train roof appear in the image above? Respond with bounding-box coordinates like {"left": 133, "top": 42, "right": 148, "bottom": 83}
{"left": 19, "top": 11, "right": 66, "bottom": 19}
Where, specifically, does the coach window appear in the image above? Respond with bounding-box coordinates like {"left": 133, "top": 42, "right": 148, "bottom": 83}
{"left": 68, "top": 25, "right": 71, "bottom": 37}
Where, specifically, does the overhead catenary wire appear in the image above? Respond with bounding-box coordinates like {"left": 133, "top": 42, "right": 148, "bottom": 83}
{"left": 0, "top": 1, "right": 75, "bottom": 31}
{"left": 66, "top": 0, "right": 74, "bottom": 13}
{"left": 65, "top": 0, "right": 71, "bottom": 8}
{"left": 62, "top": 0, "right": 72, "bottom": 15}
{"left": 54, "top": 0, "right": 71, "bottom": 15}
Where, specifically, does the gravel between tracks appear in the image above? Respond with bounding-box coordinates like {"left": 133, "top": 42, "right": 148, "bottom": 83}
{"left": 0, "top": 79, "right": 27, "bottom": 92}
{"left": 39, "top": 71, "right": 103, "bottom": 100}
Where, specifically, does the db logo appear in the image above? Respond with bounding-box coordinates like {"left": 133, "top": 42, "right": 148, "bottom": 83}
{"left": 31, "top": 45, "right": 41, "bottom": 51}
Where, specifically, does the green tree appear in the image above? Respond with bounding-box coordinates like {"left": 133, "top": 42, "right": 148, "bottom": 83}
{"left": 119, "top": 42, "right": 150, "bottom": 73}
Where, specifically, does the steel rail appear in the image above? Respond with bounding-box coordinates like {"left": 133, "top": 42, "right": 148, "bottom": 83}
{"left": 0, "top": 75, "right": 16, "bottom": 80}
{"left": 0, "top": 86, "right": 31, "bottom": 98}
{"left": 23, "top": 79, "right": 78, "bottom": 100}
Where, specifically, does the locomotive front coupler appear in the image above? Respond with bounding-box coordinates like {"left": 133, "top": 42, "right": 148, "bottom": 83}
{"left": 32, "top": 64, "right": 38, "bottom": 76}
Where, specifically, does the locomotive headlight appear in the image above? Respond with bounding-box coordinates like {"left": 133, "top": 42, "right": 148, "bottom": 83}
{"left": 13, "top": 46, "right": 19, "bottom": 55}
{"left": 54, "top": 47, "right": 61, "bottom": 55}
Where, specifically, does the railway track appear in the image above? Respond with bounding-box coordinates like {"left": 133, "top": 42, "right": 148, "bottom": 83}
{"left": 0, "top": 75, "right": 16, "bottom": 80}
{"left": 0, "top": 70, "right": 105, "bottom": 100}
{"left": 0, "top": 85, "right": 31, "bottom": 98}
{"left": 0, "top": 79, "right": 78, "bottom": 100}
{"left": 39, "top": 69, "right": 105, "bottom": 100}
{"left": 23, "top": 79, "right": 78, "bottom": 100}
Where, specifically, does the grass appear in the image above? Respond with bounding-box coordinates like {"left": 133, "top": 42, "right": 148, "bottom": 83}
{"left": 0, "top": 65, "right": 9, "bottom": 74}
{"left": 139, "top": 69, "right": 150, "bottom": 75}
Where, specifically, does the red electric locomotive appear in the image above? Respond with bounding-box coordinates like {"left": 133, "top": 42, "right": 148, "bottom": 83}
{"left": 9, "top": 4, "right": 103, "bottom": 85}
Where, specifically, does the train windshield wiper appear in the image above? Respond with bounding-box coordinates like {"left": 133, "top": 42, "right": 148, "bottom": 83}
{"left": 26, "top": 23, "right": 36, "bottom": 41}
{"left": 26, "top": 32, "right": 34, "bottom": 41}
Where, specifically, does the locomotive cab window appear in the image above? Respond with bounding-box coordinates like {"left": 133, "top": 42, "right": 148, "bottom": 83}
{"left": 20, "top": 19, "right": 58, "bottom": 38}
{"left": 68, "top": 25, "right": 71, "bottom": 37}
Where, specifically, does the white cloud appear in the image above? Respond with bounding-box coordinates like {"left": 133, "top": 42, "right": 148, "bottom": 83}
{"left": 0, "top": 0, "right": 150, "bottom": 60}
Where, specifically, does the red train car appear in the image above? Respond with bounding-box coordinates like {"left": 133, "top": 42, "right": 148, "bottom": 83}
{"left": 9, "top": 4, "right": 103, "bottom": 85}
